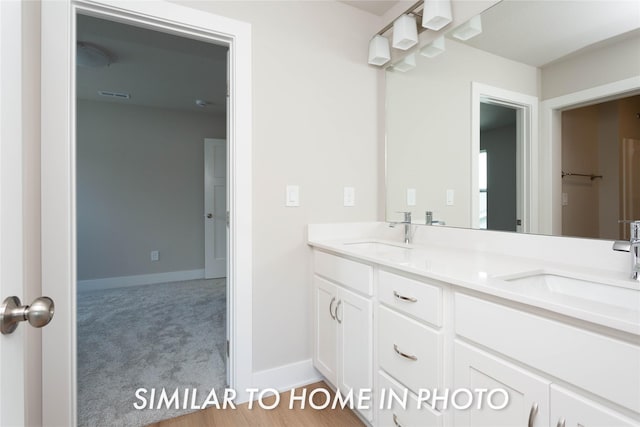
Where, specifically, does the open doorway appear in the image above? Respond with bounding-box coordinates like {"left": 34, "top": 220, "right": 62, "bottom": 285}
{"left": 561, "top": 94, "right": 640, "bottom": 240}
{"left": 479, "top": 102, "right": 518, "bottom": 231}
{"left": 75, "top": 15, "right": 228, "bottom": 426}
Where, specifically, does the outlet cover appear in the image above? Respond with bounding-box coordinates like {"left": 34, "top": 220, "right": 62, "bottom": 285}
{"left": 151, "top": 250, "right": 159, "bottom": 261}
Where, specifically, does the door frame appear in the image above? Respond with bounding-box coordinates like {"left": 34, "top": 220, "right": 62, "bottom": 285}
{"left": 41, "top": 1, "right": 253, "bottom": 425}
{"left": 471, "top": 82, "right": 539, "bottom": 233}
{"left": 539, "top": 76, "right": 640, "bottom": 236}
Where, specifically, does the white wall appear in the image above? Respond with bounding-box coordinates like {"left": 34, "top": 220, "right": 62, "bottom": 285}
{"left": 76, "top": 100, "right": 225, "bottom": 281}
{"left": 174, "top": 1, "right": 381, "bottom": 372}
{"left": 386, "top": 39, "right": 538, "bottom": 227}
{"left": 541, "top": 31, "right": 640, "bottom": 100}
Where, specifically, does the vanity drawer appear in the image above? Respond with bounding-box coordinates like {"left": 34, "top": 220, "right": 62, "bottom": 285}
{"left": 455, "top": 293, "right": 640, "bottom": 413}
{"left": 377, "top": 370, "right": 442, "bottom": 427}
{"left": 378, "top": 269, "right": 442, "bottom": 327}
{"left": 379, "top": 305, "right": 442, "bottom": 396}
{"left": 314, "top": 250, "right": 373, "bottom": 296}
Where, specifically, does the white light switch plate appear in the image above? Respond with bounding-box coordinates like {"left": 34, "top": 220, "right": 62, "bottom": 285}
{"left": 286, "top": 185, "right": 300, "bottom": 207}
{"left": 407, "top": 188, "right": 416, "bottom": 206}
{"left": 343, "top": 187, "right": 355, "bottom": 207}
{"left": 446, "top": 189, "right": 454, "bottom": 206}
{"left": 562, "top": 192, "right": 569, "bottom": 206}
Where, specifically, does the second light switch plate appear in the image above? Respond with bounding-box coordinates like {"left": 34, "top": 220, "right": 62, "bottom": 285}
{"left": 286, "top": 185, "right": 300, "bottom": 207}
{"left": 344, "top": 187, "right": 355, "bottom": 206}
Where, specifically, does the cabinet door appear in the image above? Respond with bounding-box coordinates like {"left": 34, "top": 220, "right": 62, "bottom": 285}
{"left": 550, "top": 385, "right": 639, "bottom": 427}
{"left": 454, "top": 341, "right": 550, "bottom": 427}
{"left": 314, "top": 276, "right": 338, "bottom": 385}
{"left": 338, "top": 286, "right": 373, "bottom": 421}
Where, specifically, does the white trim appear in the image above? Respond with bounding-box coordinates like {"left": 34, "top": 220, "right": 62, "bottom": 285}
{"left": 252, "top": 359, "right": 322, "bottom": 393}
{"left": 471, "top": 82, "right": 539, "bottom": 233}
{"left": 77, "top": 269, "right": 206, "bottom": 293}
{"left": 41, "top": 1, "right": 253, "bottom": 424}
{"left": 539, "top": 76, "right": 640, "bottom": 235}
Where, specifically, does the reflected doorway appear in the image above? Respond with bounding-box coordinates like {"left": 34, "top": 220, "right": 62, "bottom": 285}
{"left": 479, "top": 102, "right": 518, "bottom": 231}
{"left": 561, "top": 94, "right": 640, "bottom": 240}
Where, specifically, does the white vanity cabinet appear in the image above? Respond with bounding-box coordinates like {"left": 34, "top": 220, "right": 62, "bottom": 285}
{"left": 550, "top": 385, "right": 639, "bottom": 427}
{"left": 313, "top": 251, "right": 373, "bottom": 422}
{"left": 376, "top": 269, "right": 444, "bottom": 426}
{"left": 309, "top": 241, "right": 640, "bottom": 427}
{"left": 454, "top": 341, "right": 550, "bottom": 427}
{"left": 454, "top": 292, "right": 640, "bottom": 427}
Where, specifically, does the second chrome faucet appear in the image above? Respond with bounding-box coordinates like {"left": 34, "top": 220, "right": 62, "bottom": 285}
{"left": 389, "top": 211, "right": 412, "bottom": 244}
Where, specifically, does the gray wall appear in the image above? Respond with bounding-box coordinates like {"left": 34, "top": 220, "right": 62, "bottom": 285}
{"left": 77, "top": 99, "right": 225, "bottom": 281}
{"left": 481, "top": 123, "right": 517, "bottom": 232}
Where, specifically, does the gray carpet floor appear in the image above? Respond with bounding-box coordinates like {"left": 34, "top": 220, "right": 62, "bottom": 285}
{"left": 77, "top": 278, "right": 227, "bottom": 427}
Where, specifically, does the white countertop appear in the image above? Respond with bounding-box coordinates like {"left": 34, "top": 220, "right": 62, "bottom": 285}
{"left": 308, "top": 234, "right": 640, "bottom": 337}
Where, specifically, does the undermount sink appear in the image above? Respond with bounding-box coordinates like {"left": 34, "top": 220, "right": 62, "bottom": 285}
{"left": 343, "top": 241, "right": 411, "bottom": 250}
{"left": 342, "top": 241, "right": 413, "bottom": 260}
{"left": 500, "top": 271, "right": 640, "bottom": 311}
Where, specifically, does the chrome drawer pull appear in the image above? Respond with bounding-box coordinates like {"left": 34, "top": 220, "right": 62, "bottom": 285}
{"left": 329, "top": 297, "right": 336, "bottom": 320}
{"left": 557, "top": 418, "right": 566, "bottom": 427}
{"left": 392, "top": 413, "right": 403, "bottom": 427}
{"left": 393, "top": 291, "right": 417, "bottom": 303}
{"left": 335, "top": 300, "right": 342, "bottom": 324}
{"left": 528, "top": 402, "right": 538, "bottom": 427}
{"left": 393, "top": 344, "right": 417, "bottom": 361}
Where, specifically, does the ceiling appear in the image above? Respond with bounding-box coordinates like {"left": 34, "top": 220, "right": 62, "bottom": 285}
{"left": 340, "top": 0, "right": 400, "bottom": 16}
{"left": 480, "top": 103, "right": 515, "bottom": 132}
{"left": 459, "top": 0, "right": 640, "bottom": 67}
{"left": 76, "top": 15, "right": 228, "bottom": 114}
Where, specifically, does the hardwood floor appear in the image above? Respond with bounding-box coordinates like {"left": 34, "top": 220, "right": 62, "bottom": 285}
{"left": 147, "top": 382, "right": 365, "bottom": 427}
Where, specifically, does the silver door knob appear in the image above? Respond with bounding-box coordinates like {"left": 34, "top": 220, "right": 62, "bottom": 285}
{"left": 0, "top": 296, "right": 55, "bottom": 335}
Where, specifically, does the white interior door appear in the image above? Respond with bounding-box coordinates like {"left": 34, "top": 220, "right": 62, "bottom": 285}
{"left": 0, "top": 2, "right": 26, "bottom": 424}
{"left": 204, "top": 138, "right": 227, "bottom": 279}
{"left": 0, "top": 1, "right": 43, "bottom": 425}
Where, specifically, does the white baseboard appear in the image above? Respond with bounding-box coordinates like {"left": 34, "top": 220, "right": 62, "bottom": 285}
{"left": 77, "top": 269, "right": 206, "bottom": 293}
{"left": 251, "top": 359, "right": 322, "bottom": 395}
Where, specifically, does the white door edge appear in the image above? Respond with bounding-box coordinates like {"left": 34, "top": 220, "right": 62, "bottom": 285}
{"left": 41, "top": 1, "right": 253, "bottom": 425}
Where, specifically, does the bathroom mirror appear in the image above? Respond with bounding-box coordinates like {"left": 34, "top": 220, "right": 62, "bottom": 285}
{"left": 385, "top": 0, "right": 640, "bottom": 240}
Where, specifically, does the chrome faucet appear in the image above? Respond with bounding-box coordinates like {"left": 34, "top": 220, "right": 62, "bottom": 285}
{"left": 389, "top": 211, "right": 412, "bottom": 244}
{"left": 612, "top": 220, "right": 640, "bottom": 281}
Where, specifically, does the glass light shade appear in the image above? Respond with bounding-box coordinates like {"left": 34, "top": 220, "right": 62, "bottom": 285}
{"left": 422, "top": 0, "right": 452, "bottom": 31}
{"left": 368, "top": 35, "right": 391, "bottom": 66}
{"left": 452, "top": 15, "right": 482, "bottom": 41}
{"left": 393, "top": 53, "right": 416, "bottom": 72}
{"left": 420, "top": 35, "right": 445, "bottom": 58}
{"left": 392, "top": 15, "right": 419, "bottom": 50}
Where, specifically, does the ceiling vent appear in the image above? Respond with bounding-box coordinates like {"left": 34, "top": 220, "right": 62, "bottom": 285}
{"left": 98, "top": 90, "right": 130, "bottom": 99}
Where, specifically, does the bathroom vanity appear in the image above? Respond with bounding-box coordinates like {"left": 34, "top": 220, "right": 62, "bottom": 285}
{"left": 308, "top": 223, "right": 640, "bottom": 427}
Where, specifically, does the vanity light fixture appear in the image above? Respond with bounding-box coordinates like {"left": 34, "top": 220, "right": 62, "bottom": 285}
{"left": 422, "top": 0, "right": 452, "bottom": 31}
{"left": 392, "top": 15, "right": 419, "bottom": 50}
{"left": 368, "top": 35, "right": 391, "bottom": 66}
{"left": 420, "top": 35, "right": 445, "bottom": 58}
{"left": 452, "top": 15, "right": 482, "bottom": 41}
{"left": 393, "top": 53, "right": 416, "bottom": 72}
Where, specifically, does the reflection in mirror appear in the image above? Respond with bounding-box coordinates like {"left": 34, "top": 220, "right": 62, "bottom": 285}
{"left": 561, "top": 94, "right": 640, "bottom": 241}
{"left": 385, "top": 0, "right": 640, "bottom": 239}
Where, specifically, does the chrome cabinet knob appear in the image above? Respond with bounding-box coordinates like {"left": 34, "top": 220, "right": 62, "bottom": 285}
{"left": 1, "top": 296, "right": 55, "bottom": 335}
